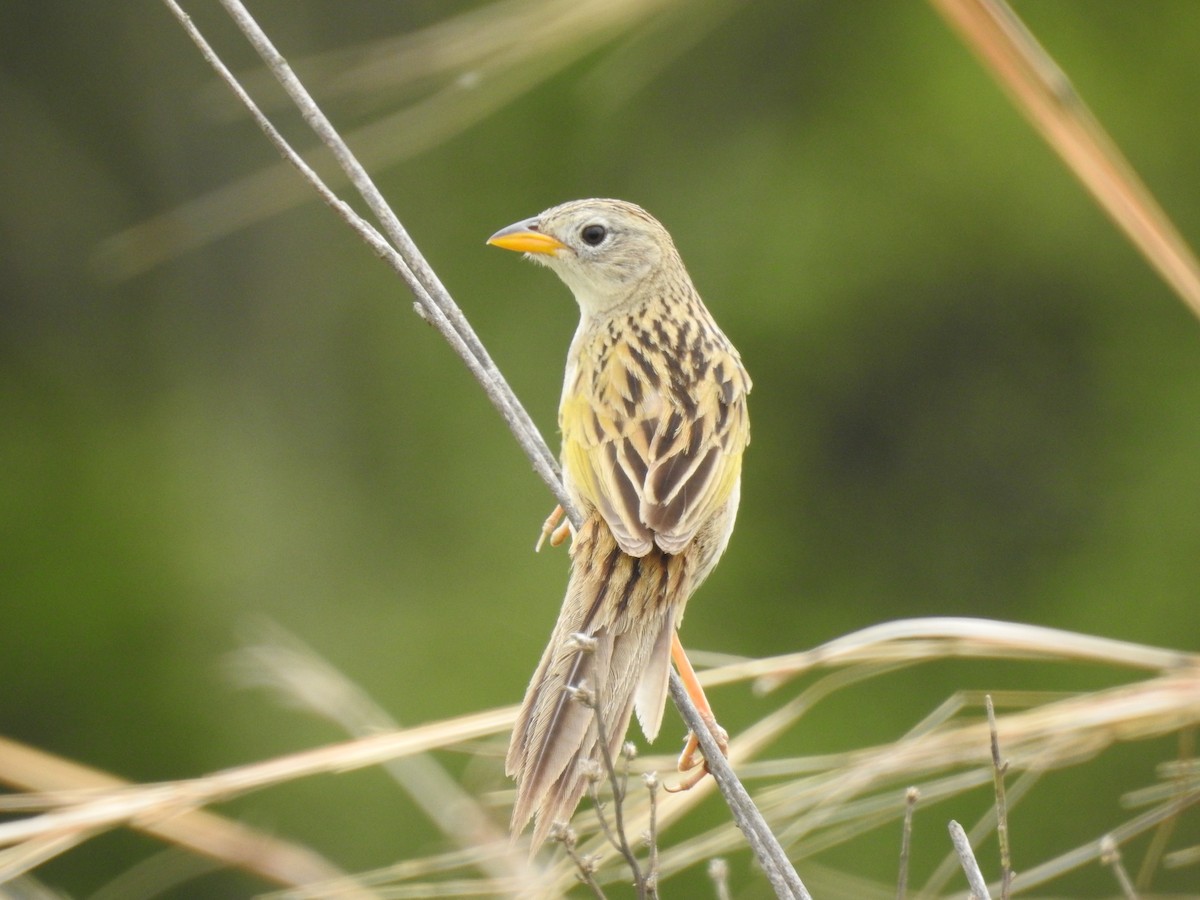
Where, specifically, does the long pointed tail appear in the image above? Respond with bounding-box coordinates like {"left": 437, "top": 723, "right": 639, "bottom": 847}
{"left": 506, "top": 514, "right": 690, "bottom": 850}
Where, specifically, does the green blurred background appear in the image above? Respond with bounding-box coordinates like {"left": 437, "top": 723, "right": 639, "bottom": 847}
{"left": 1, "top": 1, "right": 1198, "bottom": 896}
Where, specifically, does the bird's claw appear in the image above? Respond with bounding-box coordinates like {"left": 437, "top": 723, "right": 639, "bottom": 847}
{"left": 665, "top": 713, "right": 729, "bottom": 793}
{"left": 534, "top": 504, "right": 572, "bottom": 552}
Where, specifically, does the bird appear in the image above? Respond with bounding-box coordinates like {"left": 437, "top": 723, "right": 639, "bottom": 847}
{"left": 487, "top": 199, "right": 751, "bottom": 850}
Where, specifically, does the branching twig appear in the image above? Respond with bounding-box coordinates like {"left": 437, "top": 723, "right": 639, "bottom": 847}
{"left": 573, "top": 671, "right": 646, "bottom": 897}
{"left": 551, "top": 825, "right": 607, "bottom": 900}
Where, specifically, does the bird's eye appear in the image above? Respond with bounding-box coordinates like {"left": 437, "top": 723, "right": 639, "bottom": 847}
{"left": 580, "top": 224, "right": 607, "bottom": 246}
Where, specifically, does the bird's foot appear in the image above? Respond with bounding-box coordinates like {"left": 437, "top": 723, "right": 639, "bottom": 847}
{"left": 666, "top": 711, "right": 729, "bottom": 792}
{"left": 534, "top": 504, "right": 572, "bottom": 552}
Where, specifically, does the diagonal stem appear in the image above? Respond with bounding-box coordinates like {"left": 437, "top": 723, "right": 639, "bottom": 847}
{"left": 166, "top": 0, "right": 806, "bottom": 896}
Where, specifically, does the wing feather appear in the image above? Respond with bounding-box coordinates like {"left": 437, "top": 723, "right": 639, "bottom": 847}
{"left": 562, "top": 326, "right": 750, "bottom": 558}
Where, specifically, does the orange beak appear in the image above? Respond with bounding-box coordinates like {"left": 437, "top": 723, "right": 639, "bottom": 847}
{"left": 487, "top": 218, "right": 568, "bottom": 256}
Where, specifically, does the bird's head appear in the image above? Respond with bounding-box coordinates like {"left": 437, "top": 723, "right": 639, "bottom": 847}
{"left": 488, "top": 199, "right": 682, "bottom": 317}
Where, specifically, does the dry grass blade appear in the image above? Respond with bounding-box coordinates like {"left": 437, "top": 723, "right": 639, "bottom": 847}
{"left": 929, "top": 0, "right": 1200, "bottom": 320}
{"left": 230, "top": 622, "right": 539, "bottom": 890}
{"left": 3, "top": 620, "right": 1196, "bottom": 895}
{"left": 0, "top": 707, "right": 513, "bottom": 852}
{"left": 0, "top": 735, "right": 371, "bottom": 894}
{"left": 699, "top": 617, "right": 1194, "bottom": 693}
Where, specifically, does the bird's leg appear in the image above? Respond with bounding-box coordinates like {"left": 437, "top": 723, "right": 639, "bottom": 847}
{"left": 665, "top": 632, "right": 728, "bottom": 792}
{"left": 534, "top": 504, "right": 572, "bottom": 552}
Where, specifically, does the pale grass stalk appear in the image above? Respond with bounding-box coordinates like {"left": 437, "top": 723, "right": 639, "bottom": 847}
{"left": 643, "top": 772, "right": 660, "bottom": 889}
{"left": 0, "top": 735, "right": 372, "bottom": 895}
{"left": 520, "top": 625, "right": 1199, "bottom": 892}
{"left": 1016, "top": 790, "right": 1199, "bottom": 892}
{"left": 707, "top": 857, "right": 731, "bottom": 900}
{"left": 1136, "top": 729, "right": 1195, "bottom": 889}
{"left": 89, "top": 848, "right": 223, "bottom": 900}
{"left": 1164, "top": 844, "right": 1200, "bottom": 869}
{"left": 896, "top": 787, "right": 918, "bottom": 900}
{"left": 4, "top": 617, "right": 1197, "bottom": 894}
{"left": 0, "top": 707, "right": 513, "bottom": 850}
{"left": 604, "top": 667, "right": 1198, "bottom": 890}
{"left": 921, "top": 768, "right": 1042, "bottom": 896}
{"left": 261, "top": 842, "right": 553, "bottom": 900}
{"left": 0, "top": 831, "right": 91, "bottom": 884}
{"left": 929, "top": 0, "right": 1200, "bottom": 320}
{"left": 711, "top": 617, "right": 1194, "bottom": 693}
{"left": 985, "top": 696, "right": 1013, "bottom": 899}
{"left": 230, "top": 622, "right": 539, "bottom": 890}
{"left": 1100, "top": 835, "right": 1139, "bottom": 900}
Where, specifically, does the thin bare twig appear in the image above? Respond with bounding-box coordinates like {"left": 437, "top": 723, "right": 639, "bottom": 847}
{"left": 164, "top": 0, "right": 806, "bottom": 894}
{"left": 948, "top": 820, "right": 992, "bottom": 900}
{"left": 708, "top": 857, "right": 732, "bottom": 900}
{"left": 551, "top": 825, "right": 607, "bottom": 900}
{"left": 986, "top": 695, "right": 1014, "bottom": 898}
{"left": 1136, "top": 727, "right": 1194, "bottom": 889}
{"left": 643, "top": 771, "right": 661, "bottom": 893}
{"left": 669, "top": 672, "right": 812, "bottom": 900}
{"left": 574, "top": 673, "right": 646, "bottom": 897}
{"left": 1100, "top": 835, "right": 1139, "bottom": 900}
{"left": 897, "top": 786, "right": 919, "bottom": 900}
{"left": 163, "top": 0, "right": 575, "bottom": 525}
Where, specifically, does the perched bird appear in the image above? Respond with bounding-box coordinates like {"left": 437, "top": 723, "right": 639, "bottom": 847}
{"left": 488, "top": 199, "right": 751, "bottom": 849}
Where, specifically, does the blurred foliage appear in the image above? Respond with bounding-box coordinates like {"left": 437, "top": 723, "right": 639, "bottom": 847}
{"left": 0, "top": 1, "right": 1198, "bottom": 896}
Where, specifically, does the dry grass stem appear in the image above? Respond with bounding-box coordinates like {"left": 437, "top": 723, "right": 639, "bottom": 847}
{"left": 716, "top": 616, "right": 1192, "bottom": 693}
{"left": 7, "top": 3, "right": 1195, "bottom": 893}
{"left": 896, "top": 787, "right": 918, "bottom": 900}
{"left": 929, "top": 0, "right": 1200, "bottom": 320}
{"left": 573, "top": 670, "right": 647, "bottom": 896}
{"left": 985, "top": 696, "right": 1013, "bottom": 898}
{"left": 1100, "top": 835, "right": 1139, "bottom": 900}
{"left": 707, "top": 857, "right": 731, "bottom": 900}
{"left": 230, "top": 622, "right": 537, "bottom": 889}
{"left": 0, "top": 736, "right": 372, "bottom": 894}
{"left": 3, "top": 614, "right": 1196, "bottom": 894}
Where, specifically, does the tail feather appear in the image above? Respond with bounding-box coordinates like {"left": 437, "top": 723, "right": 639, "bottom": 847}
{"left": 506, "top": 515, "right": 691, "bottom": 850}
{"left": 633, "top": 606, "right": 676, "bottom": 742}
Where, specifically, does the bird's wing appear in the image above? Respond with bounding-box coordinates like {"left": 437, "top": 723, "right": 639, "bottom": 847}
{"left": 561, "top": 334, "right": 751, "bottom": 557}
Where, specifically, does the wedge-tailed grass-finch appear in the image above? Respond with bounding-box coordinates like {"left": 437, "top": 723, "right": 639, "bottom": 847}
{"left": 488, "top": 199, "right": 751, "bottom": 849}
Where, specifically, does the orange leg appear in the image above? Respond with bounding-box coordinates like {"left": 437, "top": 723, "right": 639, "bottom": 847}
{"left": 534, "top": 504, "right": 572, "bottom": 552}
{"left": 665, "top": 632, "right": 729, "bottom": 792}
